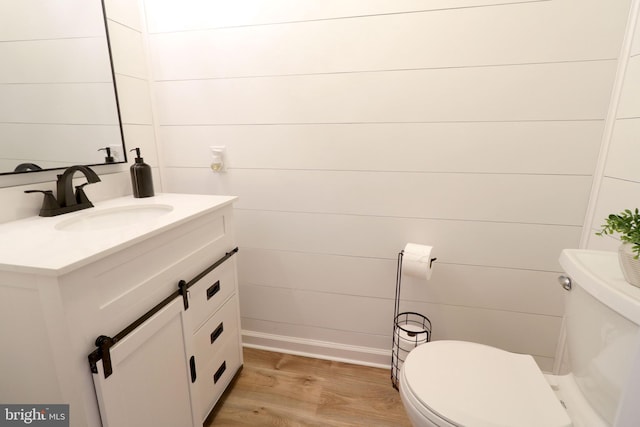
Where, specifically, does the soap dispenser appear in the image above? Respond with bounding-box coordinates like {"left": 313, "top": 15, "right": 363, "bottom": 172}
{"left": 98, "top": 147, "right": 115, "bottom": 163}
{"left": 129, "top": 148, "right": 154, "bottom": 198}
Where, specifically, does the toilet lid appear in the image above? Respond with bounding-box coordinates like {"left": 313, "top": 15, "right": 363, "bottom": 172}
{"left": 403, "top": 341, "right": 571, "bottom": 427}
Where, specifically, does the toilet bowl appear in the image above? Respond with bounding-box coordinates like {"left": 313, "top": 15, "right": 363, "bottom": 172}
{"left": 398, "top": 250, "right": 640, "bottom": 427}
{"left": 399, "top": 341, "right": 571, "bottom": 427}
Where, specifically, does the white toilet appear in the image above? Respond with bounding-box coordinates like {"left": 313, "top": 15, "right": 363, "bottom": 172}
{"left": 399, "top": 249, "right": 640, "bottom": 427}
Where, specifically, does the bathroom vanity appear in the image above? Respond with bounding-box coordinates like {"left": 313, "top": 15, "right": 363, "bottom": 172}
{"left": 0, "top": 193, "right": 242, "bottom": 427}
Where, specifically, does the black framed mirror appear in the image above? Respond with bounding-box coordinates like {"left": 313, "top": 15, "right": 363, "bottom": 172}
{"left": 0, "top": 0, "right": 127, "bottom": 176}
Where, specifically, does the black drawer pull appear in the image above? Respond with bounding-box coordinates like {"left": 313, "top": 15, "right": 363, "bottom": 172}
{"left": 210, "top": 322, "right": 224, "bottom": 344}
{"left": 189, "top": 356, "right": 196, "bottom": 383}
{"left": 213, "top": 361, "right": 226, "bottom": 384}
{"left": 207, "top": 281, "right": 221, "bottom": 300}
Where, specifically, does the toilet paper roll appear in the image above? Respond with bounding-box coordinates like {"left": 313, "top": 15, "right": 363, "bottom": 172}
{"left": 393, "top": 324, "right": 429, "bottom": 380}
{"left": 402, "top": 243, "right": 436, "bottom": 280}
{"left": 396, "top": 324, "right": 429, "bottom": 352}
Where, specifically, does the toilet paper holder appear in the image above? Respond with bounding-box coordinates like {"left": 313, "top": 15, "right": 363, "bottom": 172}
{"left": 391, "top": 250, "right": 432, "bottom": 390}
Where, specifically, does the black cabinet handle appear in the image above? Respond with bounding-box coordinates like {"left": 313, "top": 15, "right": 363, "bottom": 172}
{"left": 206, "top": 281, "right": 220, "bottom": 300}
{"left": 190, "top": 356, "right": 197, "bottom": 383}
{"left": 210, "top": 322, "right": 224, "bottom": 344}
{"left": 213, "top": 361, "right": 226, "bottom": 384}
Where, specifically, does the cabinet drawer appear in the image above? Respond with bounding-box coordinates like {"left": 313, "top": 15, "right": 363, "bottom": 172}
{"left": 193, "top": 334, "right": 242, "bottom": 422}
{"left": 187, "top": 259, "right": 236, "bottom": 332}
{"left": 193, "top": 295, "right": 239, "bottom": 364}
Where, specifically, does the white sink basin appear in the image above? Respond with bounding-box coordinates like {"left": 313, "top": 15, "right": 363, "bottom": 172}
{"left": 55, "top": 204, "right": 174, "bottom": 231}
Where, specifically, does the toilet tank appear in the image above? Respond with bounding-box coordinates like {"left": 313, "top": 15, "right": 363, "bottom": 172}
{"left": 560, "top": 249, "right": 640, "bottom": 427}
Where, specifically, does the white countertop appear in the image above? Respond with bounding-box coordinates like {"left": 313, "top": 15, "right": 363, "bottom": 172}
{"left": 0, "top": 193, "right": 237, "bottom": 276}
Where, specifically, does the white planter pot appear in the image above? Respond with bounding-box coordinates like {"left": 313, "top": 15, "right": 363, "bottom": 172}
{"left": 618, "top": 243, "right": 640, "bottom": 287}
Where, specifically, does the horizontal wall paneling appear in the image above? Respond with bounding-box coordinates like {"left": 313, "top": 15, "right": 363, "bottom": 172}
{"left": 144, "top": 0, "right": 555, "bottom": 33}
{"left": 155, "top": 61, "right": 616, "bottom": 125}
{"left": 149, "top": 0, "right": 628, "bottom": 81}
{"left": 159, "top": 121, "right": 603, "bottom": 175}
{"left": 617, "top": 55, "right": 640, "bottom": 118}
{"left": 165, "top": 168, "right": 591, "bottom": 226}
{"left": 604, "top": 118, "right": 640, "bottom": 181}
{"left": 238, "top": 247, "right": 566, "bottom": 316}
{"left": 146, "top": 0, "right": 632, "bottom": 369}
{"left": 239, "top": 284, "right": 561, "bottom": 360}
{"left": 233, "top": 209, "right": 580, "bottom": 272}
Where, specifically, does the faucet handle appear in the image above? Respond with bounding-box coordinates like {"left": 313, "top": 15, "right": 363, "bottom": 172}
{"left": 24, "top": 190, "right": 61, "bottom": 217}
{"left": 75, "top": 183, "right": 94, "bottom": 207}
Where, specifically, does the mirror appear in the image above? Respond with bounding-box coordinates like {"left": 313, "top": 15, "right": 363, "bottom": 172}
{"left": 0, "top": 0, "right": 126, "bottom": 176}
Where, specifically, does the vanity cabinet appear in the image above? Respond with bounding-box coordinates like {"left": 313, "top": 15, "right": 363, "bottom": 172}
{"left": 0, "top": 194, "right": 242, "bottom": 427}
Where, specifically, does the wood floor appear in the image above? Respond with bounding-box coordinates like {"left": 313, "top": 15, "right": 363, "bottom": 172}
{"left": 205, "top": 348, "right": 412, "bottom": 427}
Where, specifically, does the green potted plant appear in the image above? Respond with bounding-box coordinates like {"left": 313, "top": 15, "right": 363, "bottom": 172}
{"left": 596, "top": 208, "right": 640, "bottom": 287}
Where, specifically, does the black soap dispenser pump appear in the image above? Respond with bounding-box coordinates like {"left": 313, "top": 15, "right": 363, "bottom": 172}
{"left": 98, "top": 147, "right": 115, "bottom": 163}
{"left": 129, "top": 148, "right": 154, "bottom": 198}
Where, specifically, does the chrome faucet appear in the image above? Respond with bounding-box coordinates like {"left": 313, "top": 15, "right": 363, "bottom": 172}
{"left": 25, "top": 165, "right": 102, "bottom": 217}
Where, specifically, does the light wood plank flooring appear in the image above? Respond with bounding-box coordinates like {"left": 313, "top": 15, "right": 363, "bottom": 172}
{"left": 205, "top": 348, "right": 412, "bottom": 427}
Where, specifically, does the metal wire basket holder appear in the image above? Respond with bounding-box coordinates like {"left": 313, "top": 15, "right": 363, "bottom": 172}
{"left": 391, "top": 250, "right": 433, "bottom": 390}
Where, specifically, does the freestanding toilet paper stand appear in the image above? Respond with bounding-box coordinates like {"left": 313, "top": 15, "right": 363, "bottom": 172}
{"left": 391, "top": 250, "right": 432, "bottom": 390}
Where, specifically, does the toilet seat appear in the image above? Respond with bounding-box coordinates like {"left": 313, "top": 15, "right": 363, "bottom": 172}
{"left": 401, "top": 341, "right": 571, "bottom": 427}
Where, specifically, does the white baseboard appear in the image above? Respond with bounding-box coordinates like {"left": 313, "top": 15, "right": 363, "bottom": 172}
{"left": 241, "top": 330, "right": 392, "bottom": 369}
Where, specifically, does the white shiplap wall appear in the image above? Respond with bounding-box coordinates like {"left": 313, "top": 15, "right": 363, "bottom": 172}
{"left": 585, "top": 3, "right": 640, "bottom": 252}
{"left": 146, "top": 0, "right": 631, "bottom": 370}
{"left": 0, "top": 0, "right": 160, "bottom": 224}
